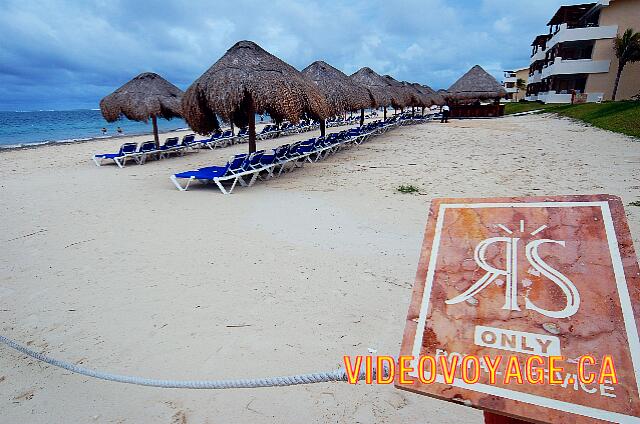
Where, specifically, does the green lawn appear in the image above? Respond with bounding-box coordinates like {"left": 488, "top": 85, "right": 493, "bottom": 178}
{"left": 505, "top": 101, "right": 640, "bottom": 139}
{"left": 503, "top": 102, "right": 556, "bottom": 114}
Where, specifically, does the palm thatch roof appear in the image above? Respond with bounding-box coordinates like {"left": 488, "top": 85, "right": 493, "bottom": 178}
{"left": 349, "top": 67, "right": 393, "bottom": 108}
{"left": 100, "top": 72, "right": 183, "bottom": 123}
{"left": 382, "top": 75, "right": 413, "bottom": 108}
{"left": 419, "top": 84, "right": 446, "bottom": 106}
{"left": 403, "top": 82, "right": 432, "bottom": 107}
{"left": 445, "top": 65, "right": 507, "bottom": 101}
{"left": 182, "top": 40, "right": 330, "bottom": 134}
{"left": 301, "top": 61, "right": 370, "bottom": 115}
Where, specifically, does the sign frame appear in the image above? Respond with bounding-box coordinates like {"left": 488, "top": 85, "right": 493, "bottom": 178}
{"left": 396, "top": 194, "right": 640, "bottom": 423}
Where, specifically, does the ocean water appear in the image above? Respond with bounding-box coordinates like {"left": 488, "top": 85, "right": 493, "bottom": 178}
{"left": 0, "top": 110, "right": 274, "bottom": 149}
{"left": 0, "top": 109, "right": 190, "bottom": 148}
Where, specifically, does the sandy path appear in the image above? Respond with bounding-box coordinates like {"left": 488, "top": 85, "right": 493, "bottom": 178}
{"left": 1, "top": 115, "right": 638, "bottom": 423}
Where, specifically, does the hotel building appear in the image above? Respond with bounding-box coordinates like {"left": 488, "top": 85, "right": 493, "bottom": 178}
{"left": 525, "top": 0, "right": 640, "bottom": 103}
{"left": 502, "top": 67, "right": 529, "bottom": 102}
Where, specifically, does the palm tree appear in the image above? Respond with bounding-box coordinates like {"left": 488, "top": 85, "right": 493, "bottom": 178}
{"left": 516, "top": 78, "right": 527, "bottom": 101}
{"left": 612, "top": 28, "right": 640, "bottom": 101}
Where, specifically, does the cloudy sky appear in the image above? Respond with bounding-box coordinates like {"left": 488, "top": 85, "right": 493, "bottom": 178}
{"left": 0, "top": 0, "right": 566, "bottom": 111}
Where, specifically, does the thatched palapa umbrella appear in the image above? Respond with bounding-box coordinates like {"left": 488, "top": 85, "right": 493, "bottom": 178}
{"left": 350, "top": 67, "right": 394, "bottom": 121}
{"left": 301, "top": 60, "right": 369, "bottom": 136}
{"left": 421, "top": 84, "right": 445, "bottom": 106}
{"left": 445, "top": 65, "right": 507, "bottom": 103}
{"left": 382, "top": 75, "right": 413, "bottom": 114}
{"left": 437, "top": 88, "right": 450, "bottom": 102}
{"left": 100, "top": 72, "right": 183, "bottom": 147}
{"left": 406, "top": 82, "right": 433, "bottom": 116}
{"left": 182, "top": 41, "right": 330, "bottom": 153}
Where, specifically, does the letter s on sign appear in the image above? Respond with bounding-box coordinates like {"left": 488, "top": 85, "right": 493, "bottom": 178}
{"left": 524, "top": 239, "right": 580, "bottom": 318}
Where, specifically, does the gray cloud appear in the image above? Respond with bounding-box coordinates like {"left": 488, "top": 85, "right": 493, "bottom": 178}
{"left": 0, "top": 0, "right": 565, "bottom": 110}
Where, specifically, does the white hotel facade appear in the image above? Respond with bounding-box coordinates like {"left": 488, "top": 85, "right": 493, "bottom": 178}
{"left": 525, "top": 0, "right": 640, "bottom": 103}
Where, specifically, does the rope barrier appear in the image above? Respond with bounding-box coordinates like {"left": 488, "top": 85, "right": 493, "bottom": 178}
{"left": 0, "top": 335, "right": 387, "bottom": 389}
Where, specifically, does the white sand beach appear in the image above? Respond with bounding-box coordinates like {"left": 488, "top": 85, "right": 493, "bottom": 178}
{"left": 1, "top": 115, "right": 639, "bottom": 423}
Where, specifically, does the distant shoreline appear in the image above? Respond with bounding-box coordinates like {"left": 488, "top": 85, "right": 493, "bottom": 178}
{"left": 0, "top": 108, "right": 275, "bottom": 152}
{"left": 0, "top": 127, "right": 192, "bottom": 153}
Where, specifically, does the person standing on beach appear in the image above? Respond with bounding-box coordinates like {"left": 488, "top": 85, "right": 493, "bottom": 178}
{"left": 441, "top": 104, "right": 450, "bottom": 123}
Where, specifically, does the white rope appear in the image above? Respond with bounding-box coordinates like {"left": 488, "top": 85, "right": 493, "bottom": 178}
{"left": 0, "top": 335, "right": 387, "bottom": 389}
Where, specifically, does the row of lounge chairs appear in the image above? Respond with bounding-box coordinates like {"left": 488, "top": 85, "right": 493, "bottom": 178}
{"left": 93, "top": 113, "right": 426, "bottom": 169}
{"left": 92, "top": 136, "right": 201, "bottom": 168}
{"left": 92, "top": 119, "right": 322, "bottom": 168}
{"left": 170, "top": 115, "right": 422, "bottom": 195}
{"left": 326, "top": 115, "right": 365, "bottom": 127}
{"left": 398, "top": 113, "right": 431, "bottom": 125}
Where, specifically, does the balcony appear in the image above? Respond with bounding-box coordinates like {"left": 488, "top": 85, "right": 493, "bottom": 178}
{"left": 527, "top": 91, "right": 605, "bottom": 104}
{"left": 548, "top": 23, "right": 618, "bottom": 49}
{"left": 541, "top": 57, "right": 610, "bottom": 79}
{"left": 530, "top": 48, "right": 546, "bottom": 63}
{"left": 529, "top": 23, "right": 617, "bottom": 65}
{"left": 530, "top": 71, "right": 542, "bottom": 84}
{"left": 503, "top": 76, "right": 517, "bottom": 83}
{"left": 535, "top": 92, "right": 573, "bottom": 103}
{"left": 504, "top": 87, "right": 518, "bottom": 93}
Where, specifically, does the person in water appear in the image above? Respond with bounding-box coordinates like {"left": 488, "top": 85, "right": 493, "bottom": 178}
{"left": 116, "top": 127, "right": 123, "bottom": 134}
{"left": 101, "top": 127, "right": 107, "bottom": 135}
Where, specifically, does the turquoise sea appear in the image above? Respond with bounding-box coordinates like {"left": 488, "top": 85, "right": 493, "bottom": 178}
{"left": 0, "top": 109, "right": 189, "bottom": 148}
{"left": 0, "top": 110, "right": 273, "bottom": 149}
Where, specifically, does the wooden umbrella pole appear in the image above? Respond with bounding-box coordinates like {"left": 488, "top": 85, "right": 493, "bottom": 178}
{"left": 248, "top": 99, "right": 256, "bottom": 153}
{"left": 152, "top": 115, "right": 159, "bottom": 147}
{"left": 319, "top": 119, "right": 326, "bottom": 137}
{"left": 360, "top": 108, "right": 364, "bottom": 126}
{"left": 383, "top": 107, "right": 387, "bottom": 120}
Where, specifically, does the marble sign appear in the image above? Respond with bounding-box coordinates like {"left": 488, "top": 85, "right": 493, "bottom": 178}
{"left": 396, "top": 195, "right": 640, "bottom": 423}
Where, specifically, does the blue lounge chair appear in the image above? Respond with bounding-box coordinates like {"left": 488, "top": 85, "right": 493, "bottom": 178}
{"left": 203, "top": 130, "right": 235, "bottom": 149}
{"left": 279, "top": 122, "right": 296, "bottom": 136}
{"left": 170, "top": 153, "right": 252, "bottom": 194}
{"left": 196, "top": 132, "right": 218, "bottom": 149}
{"left": 244, "top": 150, "right": 265, "bottom": 170}
{"left": 134, "top": 140, "right": 161, "bottom": 164}
{"left": 273, "top": 144, "right": 290, "bottom": 161}
{"left": 257, "top": 125, "right": 278, "bottom": 140}
{"left": 169, "top": 118, "right": 407, "bottom": 194}
{"left": 255, "top": 150, "right": 279, "bottom": 179}
{"left": 237, "top": 127, "right": 249, "bottom": 140}
{"left": 158, "top": 137, "right": 180, "bottom": 158}
{"left": 181, "top": 134, "right": 201, "bottom": 149}
{"left": 93, "top": 142, "right": 139, "bottom": 168}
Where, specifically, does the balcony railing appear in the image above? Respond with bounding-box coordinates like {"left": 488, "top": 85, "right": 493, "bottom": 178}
{"left": 541, "top": 92, "right": 572, "bottom": 103}
{"left": 530, "top": 71, "right": 542, "bottom": 84}
{"left": 541, "top": 57, "right": 611, "bottom": 79}
{"left": 526, "top": 91, "right": 605, "bottom": 104}
{"left": 530, "top": 23, "right": 617, "bottom": 64}
{"left": 549, "top": 23, "right": 618, "bottom": 48}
